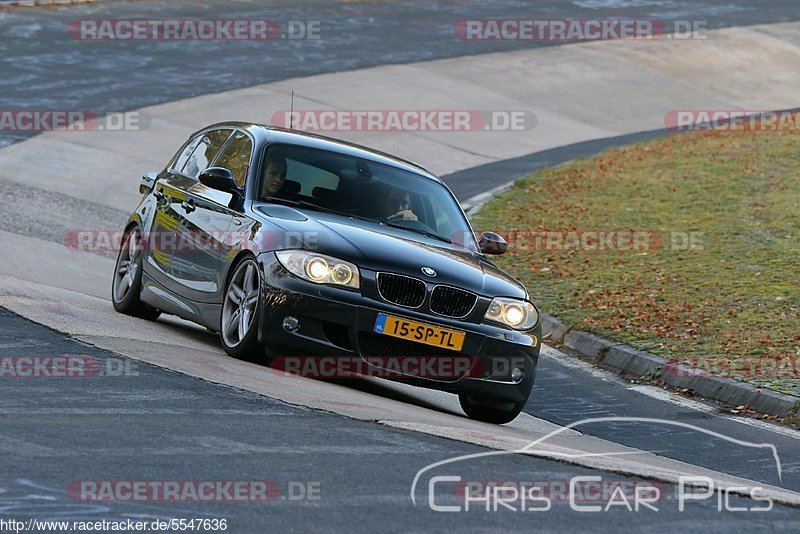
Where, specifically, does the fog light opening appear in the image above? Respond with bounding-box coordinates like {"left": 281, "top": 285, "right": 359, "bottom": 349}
{"left": 283, "top": 316, "right": 300, "bottom": 332}
{"left": 511, "top": 367, "right": 524, "bottom": 383}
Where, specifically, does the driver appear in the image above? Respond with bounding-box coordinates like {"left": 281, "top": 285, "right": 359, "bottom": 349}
{"left": 262, "top": 151, "right": 287, "bottom": 197}
{"left": 380, "top": 187, "right": 418, "bottom": 222}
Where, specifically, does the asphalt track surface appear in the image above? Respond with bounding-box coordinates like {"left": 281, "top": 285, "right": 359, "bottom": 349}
{"left": 2, "top": 0, "right": 800, "bottom": 531}
{"left": 3, "top": 0, "right": 800, "bottom": 151}
{"left": 3, "top": 309, "right": 800, "bottom": 531}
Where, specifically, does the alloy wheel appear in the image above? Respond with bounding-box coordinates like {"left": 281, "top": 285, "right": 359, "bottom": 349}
{"left": 221, "top": 260, "right": 260, "bottom": 347}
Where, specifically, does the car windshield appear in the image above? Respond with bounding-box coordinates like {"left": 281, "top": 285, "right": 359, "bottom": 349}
{"left": 258, "top": 143, "right": 478, "bottom": 250}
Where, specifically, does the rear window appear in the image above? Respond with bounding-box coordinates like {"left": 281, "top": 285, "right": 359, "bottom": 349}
{"left": 286, "top": 159, "right": 338, "bottom": 196}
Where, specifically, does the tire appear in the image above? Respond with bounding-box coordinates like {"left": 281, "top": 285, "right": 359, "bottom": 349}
{"left": 459, "top": 393, "right": 527, "bottom": 425}
{"left": 220, "top": 257, "right": 263, "bottom": 360}
{"left": 112, "top": 225, "right": 161, "bottom": 321}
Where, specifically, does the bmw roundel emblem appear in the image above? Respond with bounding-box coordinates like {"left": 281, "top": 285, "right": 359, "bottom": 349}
{"left": 421, "top": 267, "right": 437, "bottom": 277}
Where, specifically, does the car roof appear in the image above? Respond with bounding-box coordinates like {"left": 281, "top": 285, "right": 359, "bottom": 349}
{"left": 194, "top": 121, "right": 440, "bottom": 182}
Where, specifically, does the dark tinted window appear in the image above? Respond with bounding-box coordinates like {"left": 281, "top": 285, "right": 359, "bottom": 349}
{"left": 276, "top": 158, "right": 338, "bottom": 197}
{"left": 214, "top": 130, "right": 253, "bottom": 188}
{"left": 259, "top": 144, "right": 476, "bottom": 249}
{"left": 181, "top": 129, "right": 232, "bottom": 179}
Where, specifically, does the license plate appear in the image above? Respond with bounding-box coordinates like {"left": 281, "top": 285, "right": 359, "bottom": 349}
{"left": 373, "top": 313, "right": 465, "bottom": 351}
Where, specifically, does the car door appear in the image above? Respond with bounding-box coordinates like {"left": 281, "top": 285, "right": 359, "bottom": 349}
{"left": 164, "top": 128, "right": 233, "bottom": 301}
{"left": 171, "top": 129, "right": 253, "bottom": 304}
{"left": 144, "top": 134, "right": 203, "bottom": 290}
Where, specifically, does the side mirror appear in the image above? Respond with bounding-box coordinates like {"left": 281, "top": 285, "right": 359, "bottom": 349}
{"left": 478, "top": 231, "right": 508, "bottom": 255}
{"left": 140, "top": 171, "right": 159, "bottom": 195}
{"left": 198, "top": 167, "right": 237, "bottom": 193}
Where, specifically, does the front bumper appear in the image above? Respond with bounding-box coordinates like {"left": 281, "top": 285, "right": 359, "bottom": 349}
{"left": 256, "top": 253, "right": 541, "bottom": 403}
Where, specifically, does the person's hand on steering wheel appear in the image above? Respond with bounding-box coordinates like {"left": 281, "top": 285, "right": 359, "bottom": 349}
{"left": 387, "top": 209, "right": 418, "bottom": 222}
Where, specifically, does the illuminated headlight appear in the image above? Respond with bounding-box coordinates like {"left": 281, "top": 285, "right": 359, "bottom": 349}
{"left": 484, "top": 297, "right": 539, "bottom": 330}
{"left": 275, "top": 250, "right": 360, "bottom": 289}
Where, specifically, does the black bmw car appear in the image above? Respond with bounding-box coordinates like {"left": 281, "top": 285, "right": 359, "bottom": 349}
{"left": 112, "top": 122, "right": 541, "bottom": 424}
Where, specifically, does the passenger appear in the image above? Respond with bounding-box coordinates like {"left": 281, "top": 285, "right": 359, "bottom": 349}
{"left": 262, "top": 151, "right": 287, "bottom": 196}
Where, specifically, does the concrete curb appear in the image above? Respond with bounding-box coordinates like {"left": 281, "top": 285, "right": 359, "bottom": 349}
{"left": 540, "top": 314, "right": 800, "bottom": 426}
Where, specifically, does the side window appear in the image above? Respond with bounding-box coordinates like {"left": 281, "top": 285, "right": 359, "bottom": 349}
{"left": 170, "top": 135, "right": 202, "bottom": 172}
{"left": 214, "top": 131, "right": 253, "bottom": 188}
{"left": 181, "top": 129, "right": 232, "bottom": 179}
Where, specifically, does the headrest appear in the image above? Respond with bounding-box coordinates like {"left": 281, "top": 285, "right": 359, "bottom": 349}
{"left": 280, "top": 180, "right": 301, "bottom": 194}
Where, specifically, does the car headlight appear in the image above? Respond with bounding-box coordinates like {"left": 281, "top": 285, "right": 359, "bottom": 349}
{"left": 484, "top": 297, "right": 539, "bottom": 330}
{"left": 275, "top": 250, "right": 360, "bottom": 289}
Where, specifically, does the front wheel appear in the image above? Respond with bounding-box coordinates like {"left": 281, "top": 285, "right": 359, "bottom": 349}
{"left": 459, "top": 394, "right": 527, "bottom": 424}
{"left": 112, "top": 225, "right": 160, "bottom": 321}
{"left": 220, "top": 257, "right": 263, "bottom": 360}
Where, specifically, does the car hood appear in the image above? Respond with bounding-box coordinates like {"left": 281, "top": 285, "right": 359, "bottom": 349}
{"left": 252, "top": 204, "right": 527, "bottom": 298}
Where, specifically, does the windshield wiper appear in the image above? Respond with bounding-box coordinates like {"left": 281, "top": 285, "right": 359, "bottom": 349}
{"left": 263, "top": 197, "right": 334, "bottom": 213}
{"left": 383, "top": 221, "right": 453, "bottom": 244}
{"left": 262, "top": 198, "right": 453, "bottom": 244}
{"left": 263, "top": 197, "right": 378, "bottom": 223}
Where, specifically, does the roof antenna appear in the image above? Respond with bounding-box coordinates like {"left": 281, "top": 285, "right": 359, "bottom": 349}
{"left": 290, "top": 90, "right": 295, "bottom": 130}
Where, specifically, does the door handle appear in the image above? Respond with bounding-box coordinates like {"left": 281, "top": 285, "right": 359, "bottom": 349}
{"left": 154, "top": 189, "right": 171, "bottom": 208}
{"left": 181, "top": 199, "right": 196, "bottom": 213}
